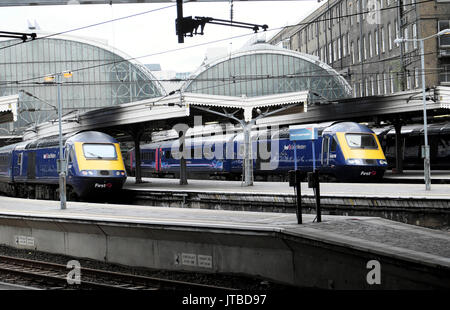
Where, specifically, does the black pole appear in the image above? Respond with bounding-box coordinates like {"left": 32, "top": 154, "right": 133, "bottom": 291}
{"left": 295, "top": 172, "right": 302, "bottom": 224}
{"left": 176, "top": 0, "right": 184, "bottom": 43}
{"left": 314, "top": 170, "right": 321, "bottom": 223}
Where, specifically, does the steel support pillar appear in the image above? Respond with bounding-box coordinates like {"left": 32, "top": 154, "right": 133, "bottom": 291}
{"left": 179, "top": 130, "right": 188, "bottom": 185}
{"left": 393, "top": 122, "right": 404, "bottom": 174}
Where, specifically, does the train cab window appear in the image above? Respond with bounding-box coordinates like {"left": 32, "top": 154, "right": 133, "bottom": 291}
{"left": 345, "top": 133, "right": 378, "bottom": 149}
{"left": 165, "top": 150, "right": 171, "bottom": 159}
{"left": 83, "top": 144, "right": 117, "bottom": 159}
{"left": 330, "top": 136, "right": 337, "bottom": 152}
{"left": 68, "top": 150, "right": 75, "bottom": 164}
{"left": 17, "top": 153, "right": 23, "bottom": 166}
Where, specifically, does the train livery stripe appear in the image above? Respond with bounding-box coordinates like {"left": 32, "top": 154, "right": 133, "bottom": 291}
{"left": 74, "top": 142, "right": 125, "bottom": 171}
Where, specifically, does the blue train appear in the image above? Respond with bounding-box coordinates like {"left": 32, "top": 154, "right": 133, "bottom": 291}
{"left": 0, "top": 131, "right": 127, "bottom": 199}
{"left": 125, "top": 122, "right": 388, "bottom": 182}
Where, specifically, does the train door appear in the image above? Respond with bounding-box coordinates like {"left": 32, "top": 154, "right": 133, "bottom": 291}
{"left": 27, "top": 151, "right": 36, "bottom": 179}
{"left": 256, "top": 139, "right": 271, "bottom": 171}
{"left": 155, "top": 148, "right": 161, "bottom": 172}
{"left": 16, "top": 152, "right": 24, "bottom": 177}
{"left": 329, "top": 135, "right": 338, "bottom": 166}
{"left": 321, "top": 135, "right": 330, "bottom": 169}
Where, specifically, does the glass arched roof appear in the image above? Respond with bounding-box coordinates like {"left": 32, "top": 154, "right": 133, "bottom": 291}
{"left": 183, "top": 43, "right": 352, "bottom": 102}
{"left": 0, "top": 34, "right": 164, "bottom": 135}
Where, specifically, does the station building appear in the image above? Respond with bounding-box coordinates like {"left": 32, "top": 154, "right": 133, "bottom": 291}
{"left": 268, "top": 0, "right": 450, "bottom": 98}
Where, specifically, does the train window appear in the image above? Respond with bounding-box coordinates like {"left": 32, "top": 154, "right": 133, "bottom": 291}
{"left": 83, "top": 144, "right": 117, "bottom": 159}
{"left": 330, "top": 137, "right": 337, "bottom": 152}
{"left": 68, "top": 150, "right": 75, "bottom": 164}
{"left": 165, "top": 150, "right": 171, "bottom": 159}
{"left": 239, "top": 144, "right": 245, "bottom": 158}
{"left": 438, "top": 138, "right": 450, "bottom": 157}
{"left": 345, "top": 134, "right": 378, "bottom": 149}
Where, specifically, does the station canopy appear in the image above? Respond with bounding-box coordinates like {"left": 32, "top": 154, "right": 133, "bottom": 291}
{"left": 183, "top": 43, "right": 352, "bottom": 104}
{"left": 0, "top": 33, "right": 165, "bottom": 136}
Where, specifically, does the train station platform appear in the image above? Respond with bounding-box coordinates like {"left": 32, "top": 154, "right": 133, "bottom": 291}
{"left": 0, "top": 196, "right": 448, "bottom": 289}
{"left": 122, "top": 177, "right": 450, "bottom": 229}
{"left": 383, "top": 170, "right": 450, "bottom": 184}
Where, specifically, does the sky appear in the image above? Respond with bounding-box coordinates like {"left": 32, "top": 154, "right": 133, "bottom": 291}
{"left": 0, "top": 1, "right": 323, "bottom": 73}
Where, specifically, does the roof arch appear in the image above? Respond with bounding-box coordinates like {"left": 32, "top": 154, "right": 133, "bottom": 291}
{"left": 0, "top": 33, "right": 165, "bottom": 135}
{"left": 182, "top": 43, "right": 352, "bottom": 102}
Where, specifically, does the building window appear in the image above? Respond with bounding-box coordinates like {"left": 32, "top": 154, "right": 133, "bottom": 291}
{"left": 350, "top": 2, "right": 354, "bottom": 26}
{"left": 338, "top": 37, "right": 342, "bottom": 59}
{"left": 351, "top": 41, "right": 355, "bottom": 64}
{"left": 412, "top": 23, "right": 418, "bottom": 49}
{"left": 363, "top": 36, "right": 367, "bottom": 60}
{"left": 329, "top": 42, "right": 333, "bottom": 63}
{"left": 381, "top": 27, "right": 386, "bottom": 53}
{"left": 404, "top": 27, "right": 409, "bottom": 52}
{"left": 357, "top": 38, "right": 361, "bottom": 62}
{"left": 357, "top": 0, "right": 361, "bottom": 24}
{"left": 334, "top": 40, "right": 338, "bottom": 61}
{"left": 369, "top": 33, "right": 373, "bottom": 58}
{"left": 370, "top": 76, "right": 375, "bottom": 95}
{"left": 439, "top": 20, "right": 450, "bottom": 47}
{"left": 347, "top": 33, "right": 350, "bottom": 57}
{"left": 375, "top": 29, "right": 379, "bottom": 55}
{"left": 384, "top": 72, "right": 388, "bottom": 94}
{"left": 343, "top": 35, "right": 347, "bottom": 57}
{"left": 328, "top": 11, "right": 332, "bottom": 29}
{"left": 390, "top": 71, "right": 395, "bottom": 93}
{"left": 406, "top": 71, "right": 411, "bottom": 90}
{"left": 395, "top": 20, "right": 400, "bottom": 47}
{"left": 388, "top": 23, "right": 393, "bottom": 50}
{"left": 377, "top": 74, "right": 382, "bottom": 95}
{"left": 415, "top": 67, "right": 420, "bottom": 88}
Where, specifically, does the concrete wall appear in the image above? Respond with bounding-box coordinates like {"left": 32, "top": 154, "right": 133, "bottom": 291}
{"left": 0, "top": 214, "right": 448, "bottom": 289}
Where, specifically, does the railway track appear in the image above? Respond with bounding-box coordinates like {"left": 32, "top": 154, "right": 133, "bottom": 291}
{"left": 0, "top": 255, "right": 236, "bottom": 290}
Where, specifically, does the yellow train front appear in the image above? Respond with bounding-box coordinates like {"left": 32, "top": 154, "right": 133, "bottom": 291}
{"left": 66, "top": 131, "right": 127, "bottom": 198}
{"left": 320, "top": 122, "right": 388, "bottom": 181}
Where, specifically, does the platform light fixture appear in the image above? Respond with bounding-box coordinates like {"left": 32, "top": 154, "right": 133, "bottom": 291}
{"left": 394, "top": 29, "right": 450, "bottom": 191}
{"left": 44, "top": 71, "right": 73, "bottom": 209}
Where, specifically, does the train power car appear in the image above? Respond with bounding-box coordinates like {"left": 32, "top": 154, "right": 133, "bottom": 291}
{"left": 126, "top": 121, "right": 388, "bottom": 182}
{"left": 0, "top": 131, "right": 127, "bottom": 199}
{"left": 379, "top": 122, "right": 450, "bottom": 170}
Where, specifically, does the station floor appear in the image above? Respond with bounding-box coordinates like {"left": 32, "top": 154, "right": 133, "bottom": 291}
{"left": 0, "top": 195, "right": 448, "bottom": 268}
{"left": 124, "top": 176, "right": 450, "bottom": 199}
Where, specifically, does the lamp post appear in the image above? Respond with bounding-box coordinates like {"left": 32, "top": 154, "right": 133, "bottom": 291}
{"left": 394, "top": 29, "right": 450, "bottom": 191}
{"left": 44, "top": 71, "right": 72, "bottom": 209}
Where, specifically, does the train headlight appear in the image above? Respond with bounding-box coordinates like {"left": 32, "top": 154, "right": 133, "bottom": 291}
{"left": 378, "top": 159, "right": 388, "bottom": 165}
{"left": 347, "top": 158, "right": 364, "bottom": 165}
{"left": 81, "top": 170, "right": 96, "bottom": 176}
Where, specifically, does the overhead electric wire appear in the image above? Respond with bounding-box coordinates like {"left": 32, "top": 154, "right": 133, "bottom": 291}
{"left": 0, "top": 0, "right": 440, "bottom": 88}
{"left": 0, "top": 49, "right": 441, "bottom": 88}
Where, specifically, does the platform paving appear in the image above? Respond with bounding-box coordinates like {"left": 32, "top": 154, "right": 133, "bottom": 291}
{"left": 124, "top": 177, "right": 450, "bottom": 199}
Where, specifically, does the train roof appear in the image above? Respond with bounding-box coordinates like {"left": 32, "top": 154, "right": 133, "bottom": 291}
{"left": 66, "top": 131, "right": 118, "bottom": 144}
{"left": 377, "top": 122, "right": 450, "bottom": 136}
{"left": 322, "top": 122, "right": 374, "bottom": 134}
{"left": 0, "top": 131, "right": 117, "bottom": 152}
